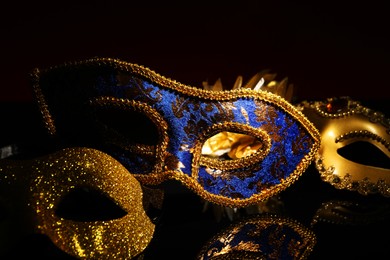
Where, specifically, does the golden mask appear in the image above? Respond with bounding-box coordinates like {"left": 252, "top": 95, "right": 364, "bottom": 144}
{"left": 298, "top": 96, "right": 390, "bottom": 196}
{"left": 0, "top": 147, "right": 155, "bottom": 259}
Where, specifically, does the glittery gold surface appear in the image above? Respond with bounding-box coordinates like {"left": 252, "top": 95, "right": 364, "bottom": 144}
{"left": 0, "top": 147, "right": 155, "bottom": 259}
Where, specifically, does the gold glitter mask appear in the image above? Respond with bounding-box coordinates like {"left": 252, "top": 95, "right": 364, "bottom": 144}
{"left": 0, "top": 147, "right": 155, "bottom": 259}
{"left": 298, "top": 96, "right": 390, "bottom": 197}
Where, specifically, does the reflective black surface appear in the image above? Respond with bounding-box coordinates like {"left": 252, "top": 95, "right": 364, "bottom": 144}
{"left": 0, "top": 101, "right": 389, "bottom": 259}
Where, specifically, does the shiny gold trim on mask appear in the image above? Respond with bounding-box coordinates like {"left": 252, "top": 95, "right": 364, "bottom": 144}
{"left": 201, "top": 72, "right": 283, "bottom": 160}
{"left": 0, "top": 147, "right": 155, "bottom": 259}
{"left": 315, "top": 156, "right": 390, "bottom": 196}
{"left": 89, "top": 97, "right": 170, "bottom": 185}
{"left": 298, "top": 96, "right": 390, "bottom": 197}
{"left": 335, "top": 130, "right": 390, "bottom": 150}
{"left": 203, "top": 69, "right": 294, "bottom": 102}
{"left": 30, "top": 57, "right": 321, "bottom": 208}
{"left": 198, "top": 122, "right": 272, "bottom": 170}
{"left": 30, "top": 57, "right": 313, "bottom": 140}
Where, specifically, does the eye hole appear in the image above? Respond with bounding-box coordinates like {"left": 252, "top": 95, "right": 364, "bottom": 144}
{"left": 55, "top": 187, "right": 127, "bottom": 221}
{"left": 201, "top": 131, "right": 264, "bottom": 160}
{"left": 94, "top": 106, "right": 159, "bottom": 146}
{"left": 337, "top": 141, "right": 390, "bottom": 169}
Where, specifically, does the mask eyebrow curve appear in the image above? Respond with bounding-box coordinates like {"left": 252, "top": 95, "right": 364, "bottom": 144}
{"left": 336, "top": 130, "right": 390, "bottom": 153}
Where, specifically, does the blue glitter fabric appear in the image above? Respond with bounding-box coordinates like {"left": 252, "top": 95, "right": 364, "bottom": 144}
{"left": 32, "top": 58, "right": 320, "bottom": 207}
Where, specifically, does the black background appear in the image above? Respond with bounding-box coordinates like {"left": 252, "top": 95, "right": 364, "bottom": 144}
{"left": 1, "top": 0, "right": 389, "bottom": 102}
{"left": 0, "top": 1, "right": 389, "bottom": 259}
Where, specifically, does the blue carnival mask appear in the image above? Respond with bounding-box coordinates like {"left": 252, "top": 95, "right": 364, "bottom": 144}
{"left": 31, "top": 57, "right": 320, "bottom": 207}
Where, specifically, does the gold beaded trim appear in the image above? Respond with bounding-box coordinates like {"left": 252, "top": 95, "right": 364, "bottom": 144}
{"left": 315, "top": 155, "right": 390, "bottom": 197}
{"left": 299, "top": 98, "right": 390, "bottom": 133}
{"left": 31, "top": 57, "right": 320, "bottom": 143}
{"left": 197, "top": 122, "right": 272, "bottom": 170}
{"left": 89, "top": 96, "right": 171, "bottom": 185}
{"left": 168, "top": 138, "right": 320, "bottom": 208}
{"left": 300, "top": 97, "right": 361, "bottom": 119}
{"left": 0, "top": 147, "right": 155, "bottom": 259}
{"left": 335, "top": 130, "right": 390, "bottom": 150}
{"left": 30, "top": 57, "right": 321, "bottom": 207}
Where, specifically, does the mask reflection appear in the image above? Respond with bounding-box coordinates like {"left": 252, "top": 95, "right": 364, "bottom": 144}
{"left": 197, "top": 214, "right": 316, "bottom": 260}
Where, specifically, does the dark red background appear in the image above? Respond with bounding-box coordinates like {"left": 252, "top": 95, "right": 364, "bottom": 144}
{"left": 1, "top": 1, "right": 389, "bottom": 102}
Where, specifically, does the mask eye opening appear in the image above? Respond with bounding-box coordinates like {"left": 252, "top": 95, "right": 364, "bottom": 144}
{"left": 198, "top": 122, "right": 271, "bottom": 170}
{"left": 89, "top": 97, "right": 169, "bottom": 153}
{"left": 201, "top": 131, "right": 263, "bottom": 159}
{"left": 337, "top": 141, "right": 390, "bottom": 169}
{"left": 55, "top": 186, "right": 127, "bottom": 222}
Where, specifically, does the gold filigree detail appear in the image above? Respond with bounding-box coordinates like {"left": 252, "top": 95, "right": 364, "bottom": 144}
{"left": 335, "top": 130, "right": 390, "bottom": 150}
{"left": 315, "top": 155, "right": 390, "bottom": 197}
{"left": 299, "top": 96, "right": 389, "bottom": 198}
